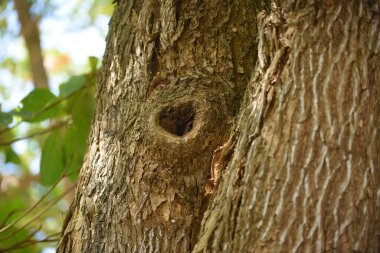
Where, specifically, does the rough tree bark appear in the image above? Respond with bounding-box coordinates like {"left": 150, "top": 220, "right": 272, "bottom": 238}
{"left": 194, "top": 1, "right": 380, "bottom": 252}
{"left": 59, "top": 1, "right": 380, "bottom": 252}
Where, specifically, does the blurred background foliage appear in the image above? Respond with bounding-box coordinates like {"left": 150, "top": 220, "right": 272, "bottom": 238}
{"left": 0, "top": 0, "right": 113, "bottom": 252}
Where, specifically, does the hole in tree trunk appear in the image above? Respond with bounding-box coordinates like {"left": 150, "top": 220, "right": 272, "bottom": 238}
{"left": 158, "top": 102, "right": 195, "bottom": 137}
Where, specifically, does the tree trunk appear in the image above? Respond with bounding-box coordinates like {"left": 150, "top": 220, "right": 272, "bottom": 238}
{"left": 58, "top": 0, "right": 258, "bottom": 251}
{"left": 195, "top": 1, "right": 380, "bottom": 252}
{"left": 59, "top": 1, "right": 380, "bottom": 252}
{"left": 14, "top": 0, "right": 49, "bottom": 89}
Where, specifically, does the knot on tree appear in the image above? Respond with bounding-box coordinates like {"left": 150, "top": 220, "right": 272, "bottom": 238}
{"left": 158, "top": 102, "right": 195, "bottom": 137}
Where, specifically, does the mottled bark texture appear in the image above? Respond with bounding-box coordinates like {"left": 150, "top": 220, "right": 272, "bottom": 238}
{"left": 58, "top": 0, "right": 258, "bottom": 252}
{"left": 59, "top": 0, "right": 380, "bottom": 252}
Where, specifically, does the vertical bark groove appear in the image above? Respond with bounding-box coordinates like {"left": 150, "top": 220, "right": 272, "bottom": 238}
{"left": 195, "top": 2, "right": 380, "bottom": 252}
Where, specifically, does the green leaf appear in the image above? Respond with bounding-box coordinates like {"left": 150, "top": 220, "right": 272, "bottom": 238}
{"left": 62, "top": 126, "right": 84, "bottom": 180}
{"left": 0, "top": 112, "right": 12, "bottom": 125}
{"left": 5, "top": 147, "right": 21, "bottom": 165}
{"left": 40, "top": 131, "right": 65, "bottom": 185}
{"left": 66, "top": 91, "right": 95, "bottom": 180}
{"left": 58, "top": 89, "right": 95, "bottom": 181}
{"left": 89, "top": 56, "right": 99, "bottom": 72}
{"left": 19, "top": 88, "right": 59, "bottom": 122}
{"left": 72, "top": 92, "right": 94, "bottom": 133}
{"left": 0, "top": 187, "right": 36, "bottom": 253}
{"left": 20, "top": 89, "right": 56, "bottom": 111}
{"left": 59, "top": 75, "right": 86, "bottom": 97}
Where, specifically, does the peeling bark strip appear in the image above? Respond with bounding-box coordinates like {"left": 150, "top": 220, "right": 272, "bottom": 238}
{"left": 58, "top": 0, "right": 257, "bottom": 252}
{"left": 195, "top": 2, "right": 380, "bottom": 253}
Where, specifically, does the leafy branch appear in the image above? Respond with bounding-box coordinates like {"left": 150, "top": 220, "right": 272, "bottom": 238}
{"left": 0, "top": 59, "right": 97, "bottom": 252}
{"left": 0, "top": 232, "right": 60, "bottom": 252}
{"left": 0, "top": 154, "right": 80, "bottom": 252}
{"left": 0, "top": 120, "right": 68, "bottom": 146}
{"left": 0, "top": 154, "right": 74, "bottom": 234}
{"left": 0, "top": 75, "right": 91, "bottom": 136}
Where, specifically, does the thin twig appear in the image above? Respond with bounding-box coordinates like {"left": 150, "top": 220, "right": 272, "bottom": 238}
{"left": 0, "top": 209, "right": 23, "bottom": 228}
{"left": 0, "top": 233, "right": 60, "bottom": 252}
{"left": 0, "top": 84, "right": 89, "bottom": 136}
{"left": 0, "top": 185, "right": 75, "bottom": 241}
{"left": 0, "top": 120, "right": 67, "bottom": 146}
{"left": 0, "top": 151, "right": 74, "bottom": 234}
{"left": 0, "top": 121, "right": 22, "bottom": 135}
{"left": 13, "top": 224, "right": 43, "bottom": 245}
